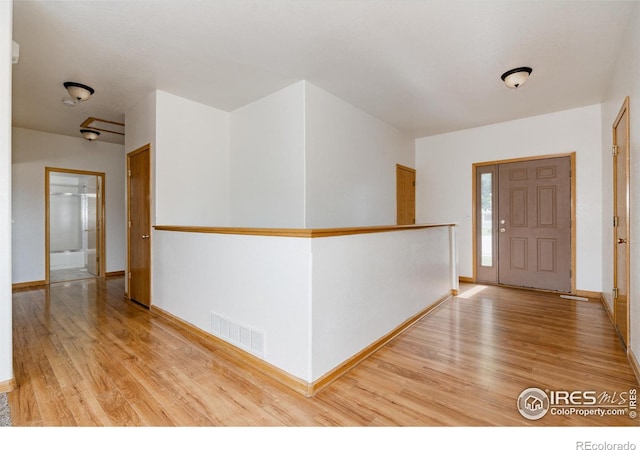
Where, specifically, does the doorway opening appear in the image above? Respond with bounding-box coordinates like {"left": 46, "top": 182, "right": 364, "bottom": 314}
{"left": 45, "top": 167, "right": 105, "bottom": 284}
{"left": 473, "top": 154, "right": 575, "bottom": 293}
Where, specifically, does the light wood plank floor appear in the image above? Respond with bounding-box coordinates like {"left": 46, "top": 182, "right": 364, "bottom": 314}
{"left": 8, "top": 277, "right": 639, "bottom": 426}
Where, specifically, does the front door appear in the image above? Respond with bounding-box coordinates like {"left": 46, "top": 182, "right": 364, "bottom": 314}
{"left": 475, "top": 155, "right": 572, "bottom": 292}
{"left": 613, "top": 97, "right": 629, "bottom": 348}
{"left": 498, "top": 157, "right": 571, "bottom": 292}
{"left": 128, "top": 145, "right": 151, "bottom": 307}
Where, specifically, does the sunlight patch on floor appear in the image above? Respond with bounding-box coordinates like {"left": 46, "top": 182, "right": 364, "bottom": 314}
{"left": 457, "top": 285, "right": 488, "bottom": 299}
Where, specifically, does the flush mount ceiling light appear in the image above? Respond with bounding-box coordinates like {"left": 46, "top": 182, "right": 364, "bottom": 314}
{"left": 500, "top": 67, "right": 532, "bottom": 89}
{"left": 63, "top": 81, "right": 95, "bottom": 102}
{"left": 80, "top": 129, "right": 100, "bottom": 141}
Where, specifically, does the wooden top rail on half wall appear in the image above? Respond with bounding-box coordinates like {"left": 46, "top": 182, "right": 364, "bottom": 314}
{"left": 153, "top": 223, "right": 457, "bottom": 238}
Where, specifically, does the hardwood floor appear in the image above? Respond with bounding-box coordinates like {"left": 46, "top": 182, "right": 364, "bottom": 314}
{"left": 8, "top": 277, "right": 639, "bottom": 426}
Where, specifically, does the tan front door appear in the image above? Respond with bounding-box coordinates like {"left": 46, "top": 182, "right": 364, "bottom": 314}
{"left": 613, "top": 97, "right": 629, "bottom": 348}
{"left": 396, "top": 164, "right": 416, "bottom": 225}
{"left": 128, "top": 145, "right": 151, "bottom": 307}
{"left": 475, "top": 156, "right": 573, "bottom": 291}
{"left": 497, "top": 157, "right": 571, "bottom": 292}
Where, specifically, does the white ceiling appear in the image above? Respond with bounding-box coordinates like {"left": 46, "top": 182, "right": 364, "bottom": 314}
{"left": 11, "top": 0, "right": 635, "bottom": 145}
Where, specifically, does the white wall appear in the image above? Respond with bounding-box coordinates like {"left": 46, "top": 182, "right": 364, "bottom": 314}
{"left": 156, "top": 90, "right": 231, "bottom": 226}
{"left": 415, "top": 104, "right": 603, "bottom": 292}
{"left": 601, "top": 4, "right": 640, "bottom": 359}
{"left": 12, "top": 128, "right": 126, "bottom": 283}
{"left": 310, "top": 226, "right": 452, "bottom": 379}
{"left": 228, "top": 80, "right": 414, "bottom": 228}
{"left": 230, "top": 81, "right": 306, "bottom": 227}
{"left": 305, "top": 82, "right": 415, "bottom": 227}
{"left": 125, "top": 90, "right": 156, "bottom": 156}
{"left": 153, "top": 230, "right": 313, "bottom": 380}
{"left": 0, "top": 0, "right": 13, "bottom": 387}
{"left": 153, "top": 226, "right": 454, "bottom": 382}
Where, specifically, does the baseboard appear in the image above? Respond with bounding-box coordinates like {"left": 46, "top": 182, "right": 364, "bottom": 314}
{"left": 599, "top": 294, "right": 615, "bottom": 324}
{"left": 628, "top": 349, "right": 640, "bottom": 386}
{"left": 455, "top": 280, "right": 603, "bottom": 301}
{"left": 12, "top": 280, "right": 45, "bottom": 290}
{"left": 151, "top": 305, "right": 311, "bottom": 397}
{"left": 0, "top": 378, "right": 16, "bottom": 393}
{"left": 598, "top": 294, "right": 639, "bottom": 386}
{"left": 307, "top": 291, "right": 453, "bottom": 397}
{"left": 106, "top": 270, "right": 125, "bottom": 277}
{"left": 575, "top": 289, "right": 602, "bottom": 299}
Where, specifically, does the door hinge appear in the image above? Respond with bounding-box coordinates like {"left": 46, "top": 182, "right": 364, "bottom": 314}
{"left": 613, "top": 216, "right": 619, "bottom": 227}
{"left": 413, "top": 181, "right": 416, "bottom": 187}
{"left": 612, "top": 145, "right": 618, "bottom": 156}
{"left": 128, "top": 220, "right": 132, "bottom": 228}
{"left": 128, "top": 169, "right": 132, "bottom": 176}
{"left": 128, "top": 272, "right": 132, "bottom": 279}
{"left": 613, "top": 287, "right": 618, "bottom": 300}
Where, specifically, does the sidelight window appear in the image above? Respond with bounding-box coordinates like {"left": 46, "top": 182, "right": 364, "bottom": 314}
{"left": 480, "top": 172, "right": 493, "bottom": 267}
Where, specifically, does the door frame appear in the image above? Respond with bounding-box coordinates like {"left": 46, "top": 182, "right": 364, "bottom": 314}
{"left": 612, "top": 96, "right": 630, "bottom": 348}
{"left": 126, "top": 144, "right": 152, "bottom": 304}
{"left": 471, "top": 152, "right": 576, "bottom": 293}
{"left": 45, "top": 167, "right": 106, "bottom": 285}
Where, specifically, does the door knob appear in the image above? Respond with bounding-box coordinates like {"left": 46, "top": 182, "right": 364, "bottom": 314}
{"left": 142, "top": 234, "right": 150, "bottom": 239}
{"left": 500, "top": 228, "right": 506, "bottom": 233}
{"left": 617, "top": 238, "right": 627, "bottom": 244}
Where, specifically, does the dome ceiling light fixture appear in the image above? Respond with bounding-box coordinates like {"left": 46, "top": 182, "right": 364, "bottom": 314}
{"left": 500, "top": 67, "right": 533, "bottom": 89}
{"left": 63, "top": 81, "right": 95, "bottom": 102}
{"left": 80, "top": 129, "right": 100, "bottom": 141}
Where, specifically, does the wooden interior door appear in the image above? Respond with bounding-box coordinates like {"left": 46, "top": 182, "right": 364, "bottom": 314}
{"left": 613, "top": 97, "right": 629, "bottom": 348}
{"left": 497, "top": 157, "right": 571, "bottom": 292}
{"left": 128, "top": 145, "right": 151, "bottom": 307}
{"left": 396, "top": 164, "right": 416, "bottom": 225}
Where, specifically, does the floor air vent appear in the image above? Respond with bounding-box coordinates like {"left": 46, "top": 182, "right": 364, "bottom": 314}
{"left": 210, "top": 312, "right": 265, "bottom": 357}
